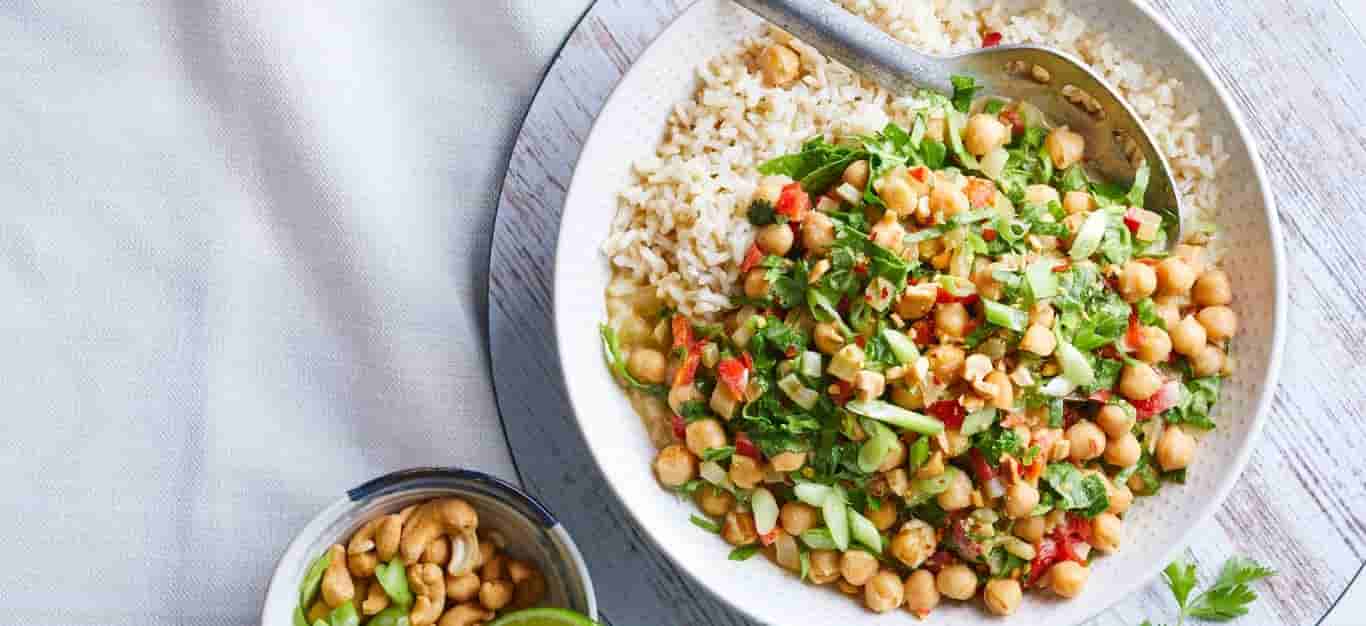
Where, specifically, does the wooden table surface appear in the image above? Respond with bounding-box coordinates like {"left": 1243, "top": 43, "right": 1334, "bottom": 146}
{"left": 489, "top": 1, "right": 1366, "bottom": 623}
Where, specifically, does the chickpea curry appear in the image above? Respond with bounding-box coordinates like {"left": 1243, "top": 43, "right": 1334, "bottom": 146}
{"left": 294, "top": 498, "right": 548, "bottom": 626}
{"left": 601, "top": 75, "right": 1239, "bottom": 618}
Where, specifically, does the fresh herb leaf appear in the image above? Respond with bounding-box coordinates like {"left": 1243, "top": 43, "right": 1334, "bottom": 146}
{"left": 1163, "top": 560, "right": 1200, "bottom": 613}
{"left": 728, "top": 543, "right": 762, "bottom": 561}
{"left": 747, "top": 199, "right": 777, "bottom": 225}
{"left": 950, "top": 75, "right": 980, "bottom": 112}
{"left": 1136, "top": 297, "right": 1167, "bottom": 329}
{"left": 1042, "top": 462, "right": 1110, "bottom": 517}
{"left": 702, "top": 446, "right": 735, "bottom": 463}
{"left": 972, "top": 426, "right": 1023, "bottom": 465}
{"left": 679, "top": 400, "right": 710, "bottom": 422}
{"left": 922, "top": 139, "right": 947, "bottom": 169}
{"left": 690, "top": 514, "right": 721, "bottom": 534}
{"left": 1160, "top": 556, "right": 1276, "bottom": 625}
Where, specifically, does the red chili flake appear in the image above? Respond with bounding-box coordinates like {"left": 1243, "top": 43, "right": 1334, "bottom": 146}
{"left": 982, "top": 228, "right": 998, "bottom": 241}
{"left": 671, "top": 412, "right": 687, "bottom": 441}
{"left": 853, "top": 262, "right": 869, "bottom": 275}
{"left": 735, "top": 431, "right": 762, "bottom": 460}
{"left": 936, "top": 287, "right": 980, "bottom": 305}
{"left": 881, "top": 286, "right": 890, "bottom": 298}
{"left": 1123, "top": 206, "right": 1142, "bottom": 235}
{"left": 829, "top": 380, "right": 854, "bottom": 404}
{"left": 784, "top": 345, "right": 798, "bottom": 358}
{"left": 758, "top": 527, "right": 781, "bottom": 547}
{"left": 671, "top": 315, "right": 693, "bottom": 350}
{"left": 927, "top": 400, "right": 966, "bottom": 429}
{"left": 909, "top": 166, "right": 929, "bottom": 182}
{"left": 739, "top": 243, "right": 764, "bottom": 273}
{"left": 982, "top": 31, "right": 1003, "bottom": 47}
{"left": 911, "top": 319, "right": 935, "bottom": 345}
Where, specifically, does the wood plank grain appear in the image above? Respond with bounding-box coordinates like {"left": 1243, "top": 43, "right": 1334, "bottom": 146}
{"left": 490, "top": 0, "right": 1366, "bottom": 623}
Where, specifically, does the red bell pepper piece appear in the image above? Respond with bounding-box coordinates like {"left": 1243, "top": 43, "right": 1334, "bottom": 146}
{"left": 671, "top": 315, "right": 693, "bottom": 350}
{"left": 775, "top": 182, "right": 810, "bottom": 223}
{"left": 927, "top": 400, "right": 966, "bottom": 429}
{"left": 1123, "top": 206, "right": 1142, "bottom": 234}
{"left": 671, "top": 412, "right": 687, "bottom": 441}
{"left": 735, "top": 431, "right": 761, "bottom": 460}
{"left": 739, "top": 243, "right": 764, "bottom": 274}
{"left": 966, "top": 177, "right": 996, "bottom": 208}
{"left": 982, "top": 31, "right": 1003, "bottom": 47}
{"left": 716, "top": 356, "right": 749, "bottom": 400}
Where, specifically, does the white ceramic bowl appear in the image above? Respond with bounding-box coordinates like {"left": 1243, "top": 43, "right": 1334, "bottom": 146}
{"left": 554, "top": 1, "right": 1285, "bottom": 624}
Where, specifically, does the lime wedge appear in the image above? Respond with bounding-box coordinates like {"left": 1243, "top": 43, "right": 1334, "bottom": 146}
{"left": 487, "top": 608, "right": 598, "bottom": 626}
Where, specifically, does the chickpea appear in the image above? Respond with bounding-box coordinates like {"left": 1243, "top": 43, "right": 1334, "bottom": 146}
{"left": 896, "top": 284, "right": 938, "bottom": 320}
{"left": 1190, "top": 344, "right": 1225, "bottom": 378}
{"left": 1048, "top": 561, "right": 1089, "bottom": 598}
{"left": 1118, "top": 261, "right": 1157, "bottom": 303}
{"left": 721, "top": 511, "right": 758, "bottom": 546}
{"left": 964, "top": 113, "right": 1009, "bottom": 156}
{"left": 1135, "top": 325, "right": 1173, "bottom": 363}
{"left": 865, "top": 498, "right": 898, "bottom": 532}
{"left": 755, "top": 223, "right": 794, "bottom": 256}
{"left": 984, "top": 578, "right": 1023, "bottom": 616}
{"left": 880, "top": 175, "right": 916, "bottom": 215}
{"left": 1023, "top": 184, "right": 1060, "bottom": 207}
{"left": 889, "top": 520, "right": 936, "bottom": 568}
{"left": 929, "top": 344, "right": 966, "bottom": 384}
{"left": 809, "top": 549, "right": 841, "bottom": 584}
{"left": 779, "top": 501, "right": 819, "bottom": 536}
{"left": 695, "top": 484, "right": 735, "bottom": 517}
{"left": 653, "top": 444, "right": 698, "bottom": 487}
{"left": 904, "top": 570, "right": 940, "bottom": 616}
{"left": 728, "top": 454, "right": 764, "bottom": 490}
{"left": 1156, "top": 425, "right": 1196, "bottom": 471}
{"left": 1062, "top": 190, "right": 1095, "bottom": 214}
{"left": 1096, "top": 404, "right": 1135, "bottom": 439}
{"left": 865, "top": 570, "right": 905, "bottom": 613}
{"left": 1171, "top": 315, "right": 1208, "bottom": 357}
{"left": 1020, "top": 323, "right": 1057, "bottom": 356}
{"left": 1104, "top": 432, "right": 1141, "bottom": 467}
{"left": 802, "top": 212, "right": 836, "bottom": 255}
{"left": 937, "top": 469, "right": 973, "bottom": 511}
{"left": 684, "top": 419, "right": 726, "bottom": 457}
{"left": 1197, "top": 306, "right": 1239, "bottom": 342}
{"left": 1014, "top": 516, "right": 1046, "bottom": 543}
{"left": 1091, "top": 513, "right": 1123, "bottom": 554}
{"left": 1003, "top": 481, "right": 1040, "bottom": 519}
{"left": 668, "top": 384, "right": 703, "bottom": 415}
{"left": 770, "top": 450, "right": 806, "bottom": 472}
{"left": 1192, "top": 269, "right": 1232, "bottom": 306}
{"left": 928, "top": 184, "right": 970, "bottom": 219}
{"left": 626, "top": 348, "right": 667, "bottom": 385}
{"left": 841, "top": 550, "right": 880, "bottom": 586}
{"left": 936, "top": 564, "right": 979, "bottom": 601}
{"left": 1067, "top": 420, "right": 1106, "bottom": 462}
{"left": 1108, "top": 483, "right": 1134, "bottom": 515}
{"left": 744, "top": 268, "right": 771, "bottom": 299}
{"left": 813, "top": 322, "right": 845, "bottom": 355}
{"left": 479, "top": 579, "right": 513, "bottom": 611}
{"left": 924, "top": 115, "right": 948, "bottom": 143}
{"left": 1155, "top": 257, "right": 1196, "bottom": 297}
{"left": 753, "top": 178, "right": 788, "bottom": 206}
{"left": 1045, "top": 126, "right": 1085, "bottom": 169}
{"left": 1029, "top": 301, "right": 1056, "bottom": 328}
{"left": 759, "top": 43, "right": 800, "bottom": 87}
{"left": 1154, "top": 295, "right": 1183, "bottom": 330}
{"left": 1119, "top": 362, "right": 1162, "bottom": 401}
{"left": 843, "top": 160, "right": 870, "bottom": 190}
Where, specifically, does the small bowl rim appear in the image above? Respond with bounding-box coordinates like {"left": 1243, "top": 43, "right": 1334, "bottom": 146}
{"left": 259, "top": 467, "right": 598, "bottom": 624}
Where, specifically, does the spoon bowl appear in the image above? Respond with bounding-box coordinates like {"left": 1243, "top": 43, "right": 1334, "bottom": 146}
{"left": 733, "top": 0, "right": 1182, "bottom": 241}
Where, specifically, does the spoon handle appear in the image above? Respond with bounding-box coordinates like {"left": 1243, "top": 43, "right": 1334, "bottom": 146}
{"left": 731, "top": 0, "right": 954, "bottom": 95}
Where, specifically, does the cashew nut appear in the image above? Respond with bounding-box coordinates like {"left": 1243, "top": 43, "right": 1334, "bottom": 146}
{"left": 361, "top": 577, "right": 390, "bottom": 615}
{"left": 506, "top": 559, "right": 534, "bottom": 584}
{"left": 421, "top": 536, "right": 450, "bottom": 567}
{"left": 511, "top": 565, "right": 547, "bottom": 610}
{"left": 438, "top": 603, "right": 494, "bottom": 626}
{"left": 408, "top": 562, "right": 447, "bottom": 626}
{"left": 481, "top": 553, "right": 507, "bottom": 582}
{"left": 479, "top": 579, "right": 514, "bottom": 612}
{"left": 347, "top": 518, "right": 382, "bottom": 578}
{"left": 400, "top": 499, "right": 479, "bottom": 577}
{"left": 446, "top": 573, "right": 481, "bottom": 603}
{"left": 377, "top": 513, "right": 405, "bottom": 561}
{"left": 320, "top": 544, "right": 355, "bottom": 608}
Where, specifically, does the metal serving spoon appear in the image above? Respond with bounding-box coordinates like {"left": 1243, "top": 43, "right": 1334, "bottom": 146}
{"left": 732, "top": 0, "right": 1183, "bottom": 242}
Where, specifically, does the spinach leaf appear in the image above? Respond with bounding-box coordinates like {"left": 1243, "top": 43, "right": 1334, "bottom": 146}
{"left": 1042, "top": 462, "right": 1110, "bottom": 517}
{"left": 950, "top": 75, "right": 980, "bottom": 112}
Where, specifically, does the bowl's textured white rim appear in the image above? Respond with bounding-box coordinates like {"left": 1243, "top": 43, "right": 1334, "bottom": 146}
{"left": 552, "top": 1, "right": 1286, "bottom": 623}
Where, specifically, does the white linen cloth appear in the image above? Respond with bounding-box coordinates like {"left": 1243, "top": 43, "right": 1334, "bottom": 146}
{"left": 0, "top": 1, "right": 591, "bottom": 623}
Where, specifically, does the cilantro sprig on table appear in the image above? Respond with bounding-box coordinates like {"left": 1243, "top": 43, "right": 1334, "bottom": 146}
{"left": 1143, "top": 556, "right": 1276, "bottom": 625}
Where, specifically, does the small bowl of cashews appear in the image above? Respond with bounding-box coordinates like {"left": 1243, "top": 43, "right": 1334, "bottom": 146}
{"left": 261, "top": 467, "right": 597, "bottom": 626}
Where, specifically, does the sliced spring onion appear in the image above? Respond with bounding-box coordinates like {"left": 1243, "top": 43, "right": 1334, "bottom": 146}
{"left": 936, "top": 274, "right": 976, "bottom": 298}
{"left": 794, "top": 482, "right": 833, "bottom": 507}
{"left": 865, "top": 276, "right": 896, "bottom": 312}
{"left": 904, "top": 470, "right": 955, "bottom": 505}
{"left": 1069, "top": 210, "right": 1109, "bottom": 260}
{"left": 847, "top": 508, "right": 883, "bottom": 553}
{"left": 1055, "top": 337, "right": 1096, "bottom": 387}
{"left": 1126, "top": 160, "right": 1150, "bottom": 207}
{"left": 778, "top": 373, "right": 820, "bottom": 410}
{"left": 982, "top": 299, "right": 1028, "bottom": 333}
{"left": 880, "top": 327, "right": 919, "bottom": 365}
{"left": 751, "top": 487, "right": 779, "bottom": 536}
{"left": 959, "top": 408, "right": 998, "bottom": 437}
{"left": 845, "top": 399, "right": 945, "bottom": 435}
{"left": 1025, "top": 259, "right": 1059, "bottom": 299}
{"left": 857, "top": 419, "right": 898, "bottom": 473}
{"left": 800, "top": 351, "right": 823, "bottom": 379}
{"left": 799, "top": 528, "right": 838, "bottom": 550}
{"left": 834, "top": 182, "right": 862, "bottom": 206}
{"left": 1040, "top": 375, "right": 1078, "bottom": 398}
{"left": 946, "top": 109, "right": 981, "bottom": 170}
{"left": 980, "top": 146, "right": 1009, "bottom": 180}
{"left": 822, "top": 490, "right": 851, "bottom": 551}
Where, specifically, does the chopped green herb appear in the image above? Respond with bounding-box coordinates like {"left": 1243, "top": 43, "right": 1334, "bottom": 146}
{"left": 690, "top": 514, "right": 721, "bottom": 534}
